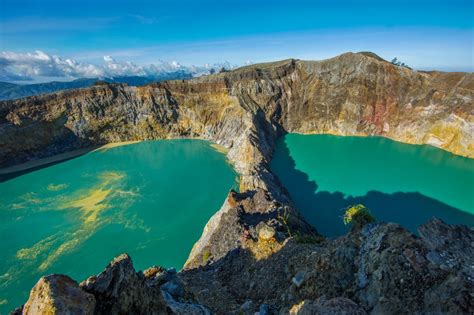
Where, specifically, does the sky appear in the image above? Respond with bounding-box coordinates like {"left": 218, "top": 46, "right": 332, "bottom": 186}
{"left": 0, "top": 0, "right": 472, "bottom": 83}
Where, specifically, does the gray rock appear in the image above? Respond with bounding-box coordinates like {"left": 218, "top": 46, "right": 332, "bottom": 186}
{"left": 161, "top": 290, "right": 211, "bottom": 315}
{"left": 292, "top": 270, "right": 307, "bottom": 288}
{"left": 9, "top": 54, "right": 474, "bottom": 315}
{"left": 80, "top": 254, "right": 168, "bottom": 314}
{"left": 259, "top": 303, "right": 270, "bottom": 315}
{"left": 240, "top": 300, "right": 254, "bottom": 313}
{"left": 257, "top": 223, "right": 276, "bottom": 241}
{"left": 23, "top": 274, "right": 95, "bottom": 315}
{"left": 287, "top": 297, "right": 366, "bottom": 315}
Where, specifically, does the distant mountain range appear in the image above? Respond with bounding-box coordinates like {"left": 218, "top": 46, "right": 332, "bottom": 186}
{"left": 0, "top": 71, "right": 194, "bottom": 100}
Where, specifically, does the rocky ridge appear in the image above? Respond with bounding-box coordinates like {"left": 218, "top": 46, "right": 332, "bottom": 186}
{"left": 1, "top": 52, "right": 473, "bottom": 314}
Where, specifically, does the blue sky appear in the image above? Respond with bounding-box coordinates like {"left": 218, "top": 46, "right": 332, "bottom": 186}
{"left": 0, "top": 0, "right": 472, "bottom": 82}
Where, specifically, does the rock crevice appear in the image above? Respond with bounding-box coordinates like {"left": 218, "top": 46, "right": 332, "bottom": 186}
{"left": 2, "top": 52, "right": 473, "bottom": 314}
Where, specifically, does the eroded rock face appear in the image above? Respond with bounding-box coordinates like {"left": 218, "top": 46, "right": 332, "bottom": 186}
{"left": 180, "top": 219, "right": 474, "bottom": 314}
{"left": 6, "top": 53, "right": 474, "bottom": 314}
{"left": 17, "top": 254, "right": 210, "bottom": 315}
{"left": 1, "top": 53, "right": 472, "bottom": 172}
{"left": 79, "top": 254, "right": 167, "bottom": 314}
{"left": 21, "top": 274, "right": 95, "bottom": 315}
{"left": 15, "top": 220, "right": 474, "bottom": 314}
{"left": 183, "top": 189, "right": 315, "bottom": 269}
{"left": 287, "top": 297, "right": 367, "bottom": 315}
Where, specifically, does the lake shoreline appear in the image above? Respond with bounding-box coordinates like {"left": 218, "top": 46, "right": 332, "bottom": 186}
{"left": 0, "top": 141, "right": 141, "bottom": 176}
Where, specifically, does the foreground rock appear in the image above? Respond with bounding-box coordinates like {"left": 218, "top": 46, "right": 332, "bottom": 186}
{"left": 5, "top": 53, "right": 474, "bottom": 314}
{"left": 16, "top": 219, "right": 474, "bottom": 314}
{"left": 16, "top": 254, "right": 210, "bottom": 315}
{"left": 17, "top": 275, "right": 95, "bottom": 315}
{"left": 80, "top": 254, "right": 169, "bottom": 314}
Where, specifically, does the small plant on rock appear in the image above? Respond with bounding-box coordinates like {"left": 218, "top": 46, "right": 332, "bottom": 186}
{"left": 277, "top": 206, "right": 292, "bottom": 237}
{"left": 343, "top": 204, "right": 375, "bottom": 229}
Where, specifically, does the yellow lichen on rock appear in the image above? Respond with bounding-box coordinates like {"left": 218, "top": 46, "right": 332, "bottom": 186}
{"left": 423, "top": 115, "right": 474, "bottom": 157}
{"left": 289, "top": 300, "right": 306, "bottom": 314}
{"left": 243, "top": 237, "right": 283, "bottom": 261}
{"left": 210, "top": 143, "right": 228, "bottom": 154}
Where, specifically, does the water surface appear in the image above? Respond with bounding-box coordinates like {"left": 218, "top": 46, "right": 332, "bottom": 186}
{"left": 0, "top": 140, "right": 237, "bottom": 313}
{"left": 271, "top": 134, "right": 474, "bottom": 237}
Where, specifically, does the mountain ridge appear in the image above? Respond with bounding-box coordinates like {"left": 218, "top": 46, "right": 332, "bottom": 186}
{"left": 0, "top": 72, "right": 194, "bottom": 101}
{"left": 2, "top": 51, "right": 473, "bottom": 314}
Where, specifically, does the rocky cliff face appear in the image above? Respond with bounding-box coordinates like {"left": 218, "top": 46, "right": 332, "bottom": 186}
{"left": 2, "top": 52, "right": 473, "bottom": 314}
{"left": 14, "top": 219, "right": 474, "bottom": 314}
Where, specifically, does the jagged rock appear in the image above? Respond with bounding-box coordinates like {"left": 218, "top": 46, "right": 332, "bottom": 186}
{"left": 288, "top": 297, "right": 366, "bottom": 315}
{"left": 77, "top": 254, "right": 210, "bottom": 315}
{"left": 5, "top": 53, "right": 474, "bottom": 314}
{"left": 161, "top": 290, "right": 210, "bottom": 315}
{"left": 180, "top": 220, "right": 473, "bottom": 314}
{"left": 257, "top": 223, "right": 276, "bottom": 241}
{"left": 259, "top": 303, "right": 270, "bottom": 315}
{"left": 239, "top": 300, "right": 255, "bottom": 314}
{"left": 22, "top": 274, "right": 95, "bottom": 315}
{"left": 1, "top": 52, "right": 472, "bottom": 176}
{"left": 80, "top": 254, "right": 168, "bottom": 314}
{"left": 292, "top": 270, "right": 307, "bottom": 288}
{"left": 143, "top": 265, "right": 166, "bottom": 279}
{"left": 418, "top": 218, "right": 474, "bottom": 275}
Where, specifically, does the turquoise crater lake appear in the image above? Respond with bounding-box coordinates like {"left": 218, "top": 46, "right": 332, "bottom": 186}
{"left": 271, "top": 134, "right": 474, "bottom": 237}
{"left": 0, "top": 140, "right": 237, "bottom": 313}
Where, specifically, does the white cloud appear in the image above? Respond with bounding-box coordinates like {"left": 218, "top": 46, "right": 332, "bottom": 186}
{"left": 0, "top": 50, "right": 238, "bottom": 83}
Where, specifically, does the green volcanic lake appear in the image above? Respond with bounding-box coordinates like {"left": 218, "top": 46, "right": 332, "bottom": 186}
{"left": 271, "top": 134, "right": 474, "bottom": 237}
{"left": 0, "top": 140, "right": 237, "bottom": 313}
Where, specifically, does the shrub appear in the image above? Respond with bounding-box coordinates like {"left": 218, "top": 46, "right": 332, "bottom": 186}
{"left": 390, "top": 57, "right": 411, "bottom": 69}
{"left": 277, "top": 206, "right": 292, "bottom": 237}
{"left": 343, "top": 204, "right": 375, "bottom": 229}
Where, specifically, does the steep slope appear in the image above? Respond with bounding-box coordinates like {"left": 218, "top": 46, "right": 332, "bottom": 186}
{"left": 2, "top": 52, "right": 473, "bottom": 314}
{"left": 1, "top": 52, "right": 472, "bottom": 166}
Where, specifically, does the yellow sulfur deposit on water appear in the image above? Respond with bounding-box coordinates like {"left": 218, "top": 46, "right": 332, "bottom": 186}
{"left": 47, "top": 183, "right": 69, "bottom": 191}
{"left": 15, "top": 170, "right": 129, "bottom": 271}
{"left": 63, "top": 188, "right": 111, "bottom": 223}
{"left": 16, "top": 234, "right": 59, "bottom": 261}
{"left": 0, "top": 139, "right": 237, "bottom": 313}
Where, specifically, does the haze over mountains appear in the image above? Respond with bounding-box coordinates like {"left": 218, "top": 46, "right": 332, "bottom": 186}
{"left": 0, "top": 74, "right": 186, "bottom": 100}
{"left": 0, "top": 50, "right": 240, "bottom": 100}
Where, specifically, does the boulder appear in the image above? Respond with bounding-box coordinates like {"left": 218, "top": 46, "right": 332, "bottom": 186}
{"left": 257, "top": 223, "right": 276, "bottom": 241}
{"left": 22, "top": 274, "right": 95, "bottom": 315}
{"left": 80, "top": 254, "right": 168, "bottom": 314}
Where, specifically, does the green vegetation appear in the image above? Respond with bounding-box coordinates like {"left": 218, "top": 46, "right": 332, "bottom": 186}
{"left": 390, "top": 57, "right": 411, "bottom": 69}
{"left": 277, "top": 206, "right": 292, "bottom": 237}
{"left": 343, "top": 204, "right": 375, "bottom": 229}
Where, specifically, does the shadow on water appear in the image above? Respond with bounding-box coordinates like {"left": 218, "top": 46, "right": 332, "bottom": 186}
{"left": 0, "top": 116, "right": 94, "bottom": 183}
{"left": 0, "top": 153, "right": 89, "bottom": 183}
{"left": 271, "top": 138, "right": 474, "bottom": 237}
